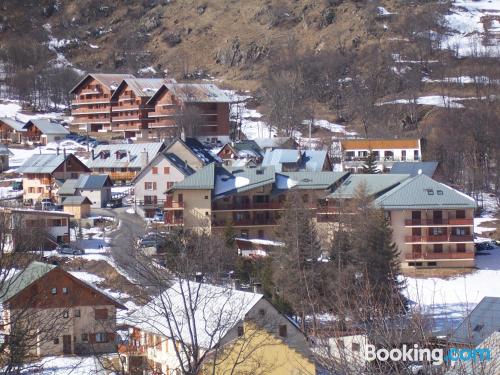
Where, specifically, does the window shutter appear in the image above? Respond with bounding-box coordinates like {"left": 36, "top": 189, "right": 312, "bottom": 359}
{"left": 153, "top": 182, "right": 157, "bottom": 190}
{"left": 89, "top": 334, "right": 96, "bottom": 344}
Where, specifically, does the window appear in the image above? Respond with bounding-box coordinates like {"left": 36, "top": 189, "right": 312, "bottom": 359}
{"left": 81, "top": 333, "right": 88, "bottom": 342}
{"left": 51, "top": 288, "right": 57, "bottom": 295}
{"left": 204, "top": 195, "right": 208, "bottom": 200}
{"left": 166, "top": 182, "right": 174, "bottom": 189}
{"left": 63, "top": 310, "right": 69, "bottom": 318}
{"left": 427, "top": 262, "right": 437, "bottom": 267}
{"left": 456, "top": 244, "right": 466, "bottom": 253}
{"left": 454, "top": 227, "right": 468, "bottom": 236}
{"left": 456, "top": 210, "right": 466, "bottom": 219}
{"left": 352, "top": 342, "right": 361, "bottom": 352}
{"left": 430, "top": 227, "right": 444, "bottom": 236}
{"left": 74, "top": 309, "right": 81, "bottom": 318}
{"left": 279, "top": 325, "right": 287, "bottom": 337}
{"left": 95, "top": 309, "right": 108, "bottom": 320}
{"left": 302, "top": 194, "right": 309, "bottom": 203}
{"left": 53, "top": 337, "right": 59, "bottom": 345}
{"left": 433, "top": 244, "right": 443, "bottom": 253}
{"left": 401, "top": 150, "right": 406, "bottom": 161}
{"left": 144, "top": 182, "right": 156, "bottom": 190}
{"left": 164, "top": 167, "right": 170, "bottom": 174}
{"left": 95, "top": 333, "right": 107, "bottom": 343}
{"left": 473, "top": 324, "right": 484, "bottom": 332}
{"left": 259, "top": 309, "right": 266, "bottom": 317}
{"left": 152, "top": 167, "right": 158, "bottom": 175}
{"left": 62, "top": 287, "right": 68, "bottom": 294}
{"left": 237, "top": 326, "right": 244, "bottom": 337}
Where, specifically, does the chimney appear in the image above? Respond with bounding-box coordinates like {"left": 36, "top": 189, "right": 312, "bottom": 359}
{"left": 56, "top": 147, "right": 60, "bottom": 156}
{"left": 231, "top": 279, "right": 240, "bottom": 290}
{"left": 195, "top": 272, "right": 203, "bottom": 283}
{"left": 91, "top": 149, "right": 95, "bottom": 160}
{"left": 252, "top": 282, "right": 262, "bottom": 294}
{"left": 63, "top": 148, "right": 66, "bottom": 158}
{"left": 140, "top": 149, "right": 149, "bottom": 168}
{"left": 127, "top": 151, "right": 131, "bottom": 163}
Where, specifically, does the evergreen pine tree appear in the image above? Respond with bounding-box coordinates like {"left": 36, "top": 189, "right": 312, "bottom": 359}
{"left": 362, "top": 151, "right": 380, "bottom": 174}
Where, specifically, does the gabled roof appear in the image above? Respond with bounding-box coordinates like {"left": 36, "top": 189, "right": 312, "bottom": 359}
{"left": 450, "top": 297, "right": 500, "bottom": 347}
{"left": 262, "top": 149, "right": 329, "bottom": 172}
{"left": 253, "top": 137, "right": 298, "bottom": 150}
{"left": 340, "top": 138, "right": 420, "bottom": 150}
{"left": 328, "top": 174, "right": 410, "bottom": 199}
{"left": 69, "top": 73, "right": 136, "bottom": 94}
{"left": 214, "top": 166, "right": 276, "bottom": 198}
{"left": 389, "top": 162, "right": 439, "bottom": 177}
{"left": 62, "top": 195, "right": 93, "bottom": 205}
{"left": 169, "top": 162, "right": 216, "bottom": 191}
{"left": 183, "top": 138, "right": 219, "bottom": 164}
{"left": 147, "top": 83, "right": 233, "bottom": 105}
{"left": 132, "top": 151, "right": 194, "bottom": 183}
{"left": 57, "top": 178, "right": 79, "bottom": 195}
{"left": 0, "top": 261, "right": 56, "bottom": 302}
{"left": 110, "top": 78, "right": 166, "bottom": 100}
{"left": 126, "top": 280, "right": 262, "bottom": 348}
{"left": 23, "top": 119, "right": 69, "bottom": 135}
{"left": 59, "top": 175, "right": 112, "bottom": 195}
{"left": 374, "top": 174, "right": 476, "bottom": 209}
{"left": 218, "top": 140, "right": 263, "bottom": 159}
{"left": 275, "top": 171, "right": 348, "bottom": 192}
{"left": 87, "top": 143, "right": 165, "bottom": 169}
{"left": 0, "top": 117, "right": 26, "bottom": 132}
{"left": 17, "top": 154, "right": 83, "bottom": 174}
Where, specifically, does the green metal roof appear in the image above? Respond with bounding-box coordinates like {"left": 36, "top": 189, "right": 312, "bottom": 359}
{"left": 0, "top": 262, "right": 56, "bottom": 302}
{"left": 168, "top": 162, "right": 216, "bottom": 191}
{"left": 328, "top": 174, "right": 410, "bottom": 199}
{"left": 62, "top": 196, "right": 92, "bottom": 205}
{"left": 374, "top": 174, "right": 476, "bottom": 209}
{"left": 214, "top": 166, "right": 276, "bottom": 198}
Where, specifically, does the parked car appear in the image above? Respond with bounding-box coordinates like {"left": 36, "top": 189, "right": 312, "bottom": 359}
{"left": 106, "top": 199, "right": 123, "bottom": 208}
{"left": 40, "top": 198, "right": 56, "bottom": 211}
{"left": 475, "top": 241, "right": 494, "bottom": 252}
{"left": 56, "top": 244, "right": 85, "bottom": 255}
{"left": 153, "top": 212, "right": 164, "bottom": 222}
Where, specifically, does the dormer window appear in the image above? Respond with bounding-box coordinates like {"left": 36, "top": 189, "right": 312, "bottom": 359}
{"left": 115, "top": 150, "right": 127, "bottom": 160}
{"left": 100, "top": 150, "right": 110, "bottom": 159}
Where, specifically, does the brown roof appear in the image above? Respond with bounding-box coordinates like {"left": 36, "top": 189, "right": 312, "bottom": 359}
{"left": 70, "top": 73, "right": 136, "bottom": 94}
{"left": 340, "top": 139, "right": 420, "bottom": 150}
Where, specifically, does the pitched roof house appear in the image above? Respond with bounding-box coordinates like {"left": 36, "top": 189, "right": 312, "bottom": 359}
{"left": 22, "top": 119, "right": 70, "bottom": 145}
{"left": 0, "top": 261, "right": 126, "bottom": 356}
{"left": 217, "top": 140, "right": 263, "bottom": 166}
{"left": 123, "top": 280, "right": 315, "bottom": 375}
{"left": 57, "top": 174, "right": 113, "bottom": 208}
{"left": 0, "top": 117, "right": 26, "bottom": 143}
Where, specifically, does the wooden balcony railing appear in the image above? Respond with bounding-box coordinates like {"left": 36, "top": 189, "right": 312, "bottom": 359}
{"left": 72, "top": 98, "right": 111, "bottom": 105}
{"left": 405, "top": 252, "right": 474, "bottom": 260}
{"left": 109, "top": 171, "right": 137, "bottom": 181}
{"left": 72, "top": 108, "right": 110, "bottom": 115}
{"left": 405, "top": 218, "right": 474, "bottom": 226}
{"left": 165, "top": 201, "right": 184, "bottom": 209}
{"left": 212, "top": 202, "right": 283, "bottom": 211}
{"left": 212, "top": 218, "right": 277, "bottom": 227}
{"left": 165, "top": 217, "right": 184, "bottom": 225}
{"left": 449, "top": 218, "right": 474, "bottom": 225}
{"left": 405, "top": 234, "right": 473, "bottom": 243}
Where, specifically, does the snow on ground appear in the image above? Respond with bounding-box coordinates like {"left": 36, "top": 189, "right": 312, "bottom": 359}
{"left": 442, "top": 0, "right": 500, "bottom": 57}
{"left": 19, "top": 355, "right": 109, "bottom": 374}
{"left": 89, "top": 44, "right": 99, "bottom": 49}
{"left": 423, "top": 75, "right": 500, "bottom": 85}
{"left": 9, "top": 140, "right": 87, "bottom": 168}
{"left": 43, "top": 23, "right": 85, "bottom": 74}
{"left": 302, "top": 119, "right": 358, "bottom": 136}
{"left": 138, "top": 66, "right": 157, "bottom": 74}
{"left": 379, "top": 95, "right": 488, "bottom": 108}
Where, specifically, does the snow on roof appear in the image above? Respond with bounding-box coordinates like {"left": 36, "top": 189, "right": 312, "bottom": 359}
{"left": 0, "top": 117, "right": 26, "bottom": 132}
{"left": 127, "top": 280, "right": 262, "bottom": 348}
{"left": 24, "top": 119, "right": 69, "bottom": 135}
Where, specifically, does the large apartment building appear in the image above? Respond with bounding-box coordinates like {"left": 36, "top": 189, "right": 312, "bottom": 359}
{"left": 0, "top": 261, "right": 126, "bottom": 357}
{"left": 165, "top": 163, "right": 348, "bottom": 239}
{"left": 69, "top": 73, "right": 135, "bottom": 132}
{"left": 374, "top": 174, "right": 476, "bottom": 268}
{"left": 109, "top": 78, "right": 166, "bottom": 138}
{"left": 147, "top": 83, "right": 233, "bottom": 144}
{"left": 340, "top": 139, "right": 422, "bottom": 173}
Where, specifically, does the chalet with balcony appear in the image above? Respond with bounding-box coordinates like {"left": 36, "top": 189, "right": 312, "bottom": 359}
{"left": 132, "top": 152, "right": 194, "bottom": 218}
{"left": 262, "top": 149, "right": 332, "bottom": 172}
{"left": 146, "top": 83, "right": 233, "bottom": 144}
{"left": 166, "top": 163, "right": 348, "bottom": 239}
{"left": 110, "top": 78, "right": 166, "bottom": 139}
{"left": 340, "top": 139, "right": 422, "bottom": 173}
{"left": 374, "top": 174, "right": 476, "bottom": 268}
{"left": 17, "top": 153, "right": 91, "bottom": 203}
{"left": 0, "top": 261, "right": 126, "bottom": 357}
{"left": 22, "top": 119, "right": 70, "bottom": 145}
{"left": 86, "top": 142, "right": 165, "bottom": 184}
{"left": 69, "top": 73, "right": 135, "bottom": 132}
{"left": 0, "top": 117, "right": 26, "bottom": 143}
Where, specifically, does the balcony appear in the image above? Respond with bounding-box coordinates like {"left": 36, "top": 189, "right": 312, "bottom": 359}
{"left": 405, "top": 219, "right": 449, "bottom": 226}
{"left": 212, "top": 218, "right": 277, "bottom": 227}
{"left": 164, "top": 201, "right": 184, "bottom": 210}
{"left": 212, "top": 202, "right": 283, "bottom": 211}
{"left": 405, "top": 234, "right": 473, "bottom": 243}
{"left": 109, "top": 171, "right": 137, "bottom": 181}
{"left": 449, "top": 218, "right": 473, "bottom": 225}
{"left": 72, "top": 108, "right": 110, "bottom": 115}
{"left": 405, "top": 252, "right": 474, "bottom": 260}
{"left": 72, "top": 98, "right": 110, "bottom": 105}
{"left": 165, "top": 217, "right": 184, "bottom": 225}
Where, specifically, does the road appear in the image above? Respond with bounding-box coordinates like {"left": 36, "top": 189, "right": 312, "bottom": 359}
{"left": 93, "top": 206, "right": 148, "bottom": 284}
